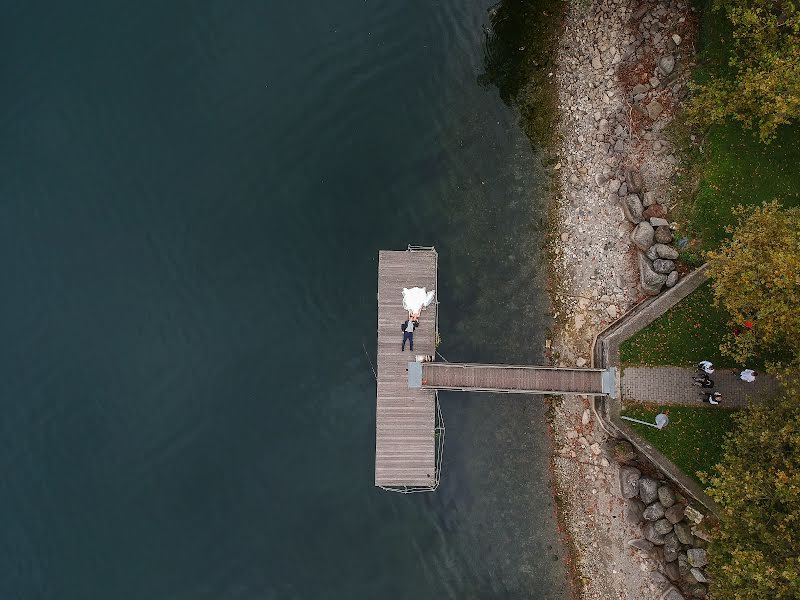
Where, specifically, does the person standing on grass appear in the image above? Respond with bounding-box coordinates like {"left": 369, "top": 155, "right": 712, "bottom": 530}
{"left": 401, "top": 317, "right": 418, "bottom": 352}
{"left": 700, "top": 391, "right": 723, "bottom": 405}
{"left": 697, "top": 360, "right": 715, "bottom": 375}
{"left": 740, "top": 368, "right": 757, "bottom": 383}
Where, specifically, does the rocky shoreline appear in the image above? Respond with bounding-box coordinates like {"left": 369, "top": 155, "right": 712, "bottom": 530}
{"left": 545, "top": 0, "right": 702, "bottom": 597}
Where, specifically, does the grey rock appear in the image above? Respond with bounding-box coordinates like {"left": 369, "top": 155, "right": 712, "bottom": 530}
{"left": 655, "top": 224, "right": 674, "bottom": 244}
{"left": 642, "top": 191, "right": 656, "bottom": 207}
{"left": 649, "top": 570, "right": 667, "bottom": 584}
{"left": 625, "top": 498, "right": 646, "bottom": 524}
{"left": 692, "top": 525, "right": 712, "bottom": 542}
{"left": 618, "top": 182, "right": 628, "bottom": 197}
{"left": 685, "top": 506, "right": 704, "bottom": 524}
{"left": 646, "top": 245, "right": 659, "bottom": 260}
{"left": 643, "top": 502, "right": 665, "bottom": 521}
{"left": 691, "top": 567, "right": 708, "bottom": 583}
{"left": 659, "top": 54, "right": 676, "bottom": 75}
{"left": 595, "top": 173, "right": 608, "bottom": 186}
{"left": 619, "top": 466, "right": 641, "bottom": 499}
{"left": 687, "top": 548, "right": 708, "bottom": 568}
{"left": 631, "top": 221, "right": 654, "bottom": 250}
{"left": 654, "top": 244, "right": 679, "bottom": 260}
{"left": 631, "top": 4, "right": 649, "bottom": 19}
{"left": 684, "top": 568, "right": 699, "bottom": 585}
{"left": 678, "top": 552, "right": 691, "bottom": 577}
{"left": 666, "top": 270, "right": 680, "bottom": 288}
{"left": 639, "top": 477, "right": 659, "bottom": 504}
{"left": 646, "top": 100, "right": 664, "bottom": 120}
{"left": 689, "top": 583, "right": 708, "bottom": 598}
{"left": 625, "top": 168, "right": 644, "bottom": 194}
{"left": 621, "top": 194, "right": 644, "bottom": 224}
{"left": 639, "top": 253, "right": 667, "bottom": 295}
{"left": 662, "top": 585, "right": 687, "bottom": 600}
{"left": 664, "top": 532, "right": 680, "bottom": 562}
{"left": 654, "top": 518, "right": 674, "bottom": 535}
{"left": 614, "top": 139, "right": 624, "bottom": 153}
{"left": 632, "top": 83, "right": 649, "bottom": 96}
{"left": 643, "top": 522, "right": 666, "bottom": 545}
{"left": 653, "top": 259, "right": 675, "bottom": 274}
{"left": 628, "top": 538, "right": 654, "bottom": 552}
{"left": 609, "top": 179, "right": 621, "bottom": 193}
{"left": 592, "top": 55, "right": 602, "bottom": 70}
{"left": 664, "top": 560, "right": 680, "bottom": 583}
{"left": 665, "top": 503, "right": 686, "bottom": 524}
{"left": 674, "top": 521, "right": 695, "bottom": 545}
{"left": 650, "top": 217, "right": 670, "bottom": 227}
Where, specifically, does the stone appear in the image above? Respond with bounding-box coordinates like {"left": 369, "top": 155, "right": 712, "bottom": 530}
{"left": 658, "top": 485, "right": 676, "bottom": 508}
{"left": 692, "top": 525, "right": 712, "bottom": 542}
{"left": 665, "top": 503, "right": 686, "bottom": 524}
{"left": 646, "top": 100, "right": 664, "bottom": 120}
{"left": 625, "top": 168, "right": 644, "bottom": 194}
{"left": 642, "top": 191, "right": 656, "bottom": 207}
{"left": 619, "top": 466, "right": 642, "bottom": 498}
{"left": 632, "top": 83, "right": 649, "bottom": 96}
{"left": 653, "top": 259, "right": 675, "bottom": 274}
{"left": 678, "top": 552, "right": 691, "bottom": 577}
{"left": 624, "top": 498, "right": 645, "bottom": 524}
{"left": 646, "top": 245, "right": 659, "bottom": 261}
{"left": 650, "top": 217, "right": 670, "bottom": 227}
{"left": 643, "top": 502, "right": 665, "bottom": 521}
{"left": 566, "top": 429, "right": 579, "bottom": 439}
{"left": 662, "top": 585, "right": 686, "bottom": 600}
{"left": 649, "top": 76, "right": 661, "bottom": 88}
{"left": 654, "top": 518, "right": 674, "bottom": 535}
{"left": 592, "top": 55, "right": 602, "bottom": 70}
{"left": 609, "top": 179, "right": 621, "bottom": 193}
{"left": 664, "top": 532, "right": 680, "bottom": 560}
{"left": 650, "top": 570, "right": 667, "bottom": 585}
{"left": 664, "top": 560, "right": 681, "bottom": 583}
{"left": 691, "top": 567, "right": 708, "bottom": 583}
{"left": 689, "top": 583, "right": 708, "bottom": 598}
{"left": 684, "top": 506, "right": 704, "bottom": 524}
{"left": 618, "top": 182, "right": 628, "bottom": 197}
{"left": 666, "top": 271, "right": 680, "bottom": 288}
{"left": 642, "top": 203, "right": 667, "bottom": 220}
{"left": 672, "top": 33, "right": 682, "bottom": 45}
{"left": 614, "top": 138, "right": 624, "bottom": 153}
{"left": 631, "top": 221, "right": 654, "bottom": 250}
{"left": 664, "top": 544, "right": 678, "bottom": 563}
{"left": 674, "top": 521, "right": 695, "bottom": 545}
{"left": 655, "top": 225, "right": 674, "bottom": 244}
{"left": 653, "top": 243, "right": 679, "bottom": 260}
{"left": 582, "top": 409, "right": 590, "bottom": 425}
{"left": 606, "top": 304, "right": 618, "bottom": 319}
{"left": 628, "top": 538, "right": 654, "bottom": 552}
{"left": 621, "top": 194, "right": 644, "bottom": 224}
{"left": 687, "top": 548, "right": 708, "bottom": 568}
{"left": 639, "top": 253, "right": 667, "bottom": 295}
{"left": 643, "top": 522, "right": 666, "bottom": 545}
{"left": 576, "top": 356, "right": 587, "bottom": 367}
{"left": 659, "top": 54, "right": 676, "bottom": 75}
{"left": 589, "top": 442, "right": 601, "bottom": 455}
{"left": 595, "top": 173, "right": 608, "bottom": 186}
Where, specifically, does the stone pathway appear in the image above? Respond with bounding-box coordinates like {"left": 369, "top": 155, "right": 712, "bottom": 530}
{"left": 621, "top": 366, "right": 781, "bottom": 408}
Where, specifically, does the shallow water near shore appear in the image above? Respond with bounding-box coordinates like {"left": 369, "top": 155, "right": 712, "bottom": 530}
{"left": 0, "top": 0, "right": 569, "bottom": 598}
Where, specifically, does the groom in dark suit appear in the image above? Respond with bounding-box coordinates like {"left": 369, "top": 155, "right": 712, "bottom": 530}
{"left": 401, "top": 317, "right": 419, "bottom": 351}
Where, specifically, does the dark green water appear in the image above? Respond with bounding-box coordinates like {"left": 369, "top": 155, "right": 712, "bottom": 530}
{"left": 0, "top": 1, "right": 569, "bottom": 598}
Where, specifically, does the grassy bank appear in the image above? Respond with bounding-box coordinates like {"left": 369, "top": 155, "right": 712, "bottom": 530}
{"left": 621, "top": 404, "right": 737, "bottom": 484}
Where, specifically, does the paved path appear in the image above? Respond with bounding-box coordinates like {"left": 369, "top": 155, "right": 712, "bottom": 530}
{"left": 621, "top": 366, "right": 780, "bottom": 408}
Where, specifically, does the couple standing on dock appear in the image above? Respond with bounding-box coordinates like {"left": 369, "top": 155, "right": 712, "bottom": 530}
{"left": 400, "top": 286, "right": 435, "bottom": 352}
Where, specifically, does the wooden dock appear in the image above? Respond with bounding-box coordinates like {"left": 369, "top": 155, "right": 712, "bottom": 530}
{"left": 419, "top": 363, "right": 610, "bottom": 395}
{"left": 375, "top": 248, "right": 439, "bottom": 491}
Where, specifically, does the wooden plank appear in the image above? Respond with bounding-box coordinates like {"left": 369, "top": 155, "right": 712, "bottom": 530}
{"left": 375, "top": 249, "right": 438, "bottom": 488}
{"left": 421, "top": 363, "right": 604, "bottom": 394}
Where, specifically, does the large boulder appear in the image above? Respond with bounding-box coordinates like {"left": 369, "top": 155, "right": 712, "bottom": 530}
{"left": 658, "top": 485, "right": 677, "bottom": 507}
{"left": 665, "top": 503, "right": 686, "bottom": 524}
{"left": 653, "top": 259, "right": 676, "bottom": 274}
{"left": 619, "top": 466, "right": 642, "bottom": 498}
{"left": 643, "top": 502, "right": 666, "bottom": 521}
{"left": 687, "top": 548, "right": 708, "bottom": 568}
{"left": 640, "top": 253, "right": 668, "bottom": 295}
{"left": 653, "top": 243, "right": 679, "bottom": 260}
{"left": 655, "top": 225, "right": 674, "bottom": 244}
{"left": 674, "top": 521, "right": 695, "bottom": 545}
{"left": 625, "top": 499, "right": 646, "bottom": 524}
{"left": 655, "top": 518, "right": 674, "bottom": 535}
{"left": 631, "top": 221, "right": 655, "bottom": 251}
{"left": 639, "top": 477, "right": 659, "bottom": 504}
{"left": 650, "top": 216, "right": 670, "bottom": 228}
{"left": 663, "top": 532, "right": 680, "bottom": 562}
{"left": 625, "top": 168, "right": 644, "bottom": 194}
{"left": 620, "top": 194, "right": 644, "bottom": 223}
{"left": 643, "top": 522, "right": 666, "bottom": 545}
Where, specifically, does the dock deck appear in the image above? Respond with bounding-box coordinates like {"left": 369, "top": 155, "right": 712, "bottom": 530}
{"left": 375, "top": 248, "right": 439, "bottom": 490}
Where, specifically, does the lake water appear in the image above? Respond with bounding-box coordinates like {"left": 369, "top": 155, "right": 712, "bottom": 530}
{"left": 0, "top": 0, "right": 570, "bottom": 598}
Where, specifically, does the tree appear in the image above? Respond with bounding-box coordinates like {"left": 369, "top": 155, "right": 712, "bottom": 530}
{"left": 703, "top": 377, "right": 800, "bottom": 599}
{"left": 706, "top": 201, "right": 800, "bottom": 366}
{"left": 688, "top": 0, "right": 800, "bottom": 142}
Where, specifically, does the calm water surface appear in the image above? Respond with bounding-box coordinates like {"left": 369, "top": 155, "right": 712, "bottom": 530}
{"left": 0, "top": 1, "right": 569, "bottom": 598}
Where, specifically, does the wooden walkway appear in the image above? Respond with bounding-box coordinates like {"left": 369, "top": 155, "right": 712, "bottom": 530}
{"left": 421, "top": 363, "right": 609, "bottom": 395}
{"left": 375, "top": 249, "right": 439, "bottom": 490}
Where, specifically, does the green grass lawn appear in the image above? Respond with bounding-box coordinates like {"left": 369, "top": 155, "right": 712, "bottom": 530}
{"left": 621, "top": 403, "right": 738, "bottom": 485}
{"left": 620, "top": 281, "right": 742, "bottom": 368}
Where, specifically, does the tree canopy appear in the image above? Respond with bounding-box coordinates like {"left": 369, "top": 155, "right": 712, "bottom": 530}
{"left": 703, "top": 376, "right": 800, "bottom": 599}
{"left": 689, "top": 0, "right": 800, "bottom": 142}
{"left": 706, "top": 201, "right": 800, "bottom": 367}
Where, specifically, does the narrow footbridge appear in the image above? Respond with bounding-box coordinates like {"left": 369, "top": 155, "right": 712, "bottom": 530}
{"left": 374, "top": 247, "right": 617, "bottom": 493}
